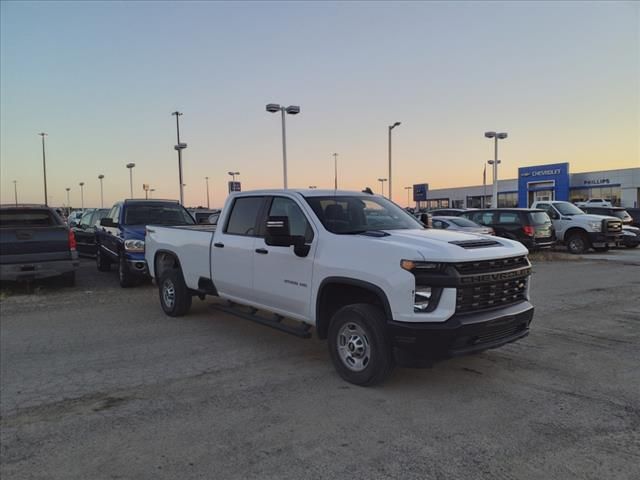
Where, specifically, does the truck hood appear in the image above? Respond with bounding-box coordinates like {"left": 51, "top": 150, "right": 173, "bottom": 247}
{"left": 567, "top": 214, "right": 621, "bottom": 223}
{"left": 119, "top": 225, "right": 146, "bottom": 240}
{"left": 377, "top": 228, "right": 528, "bottom": 262}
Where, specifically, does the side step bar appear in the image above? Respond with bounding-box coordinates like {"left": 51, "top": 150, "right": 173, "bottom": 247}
{"left": 210, "top": 303, "right": 312, "bottom": 339}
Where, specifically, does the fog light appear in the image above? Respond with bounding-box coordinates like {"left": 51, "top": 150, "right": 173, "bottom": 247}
{"left": 414, "top": 286, "right": 432, "bottom": 312}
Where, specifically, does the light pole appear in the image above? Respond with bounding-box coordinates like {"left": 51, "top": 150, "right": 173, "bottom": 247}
{"left": 13, "top": 180, "right": 17, "bottom": 206}
{"left": 172, "top": 111, "right": 187, "bottom": 205}
{"left": 332, "top": 153, "right": 338, "bottom": 190}
{"left": 404, "top": 186, "right": 412, "bottom": 208}
{"left": 205, "top": 176, "right": 210, "bottom": 209}
{"left": 38, "top": 132, "right": 48, "bottom": 205}
{"left": 149, "top": 188, "right": 155, "bottom": 198}
{"left": 126, "top": 163, "right": 135, "bottom": 198}
{"left": 98, "top": 174, "right": 104, "bottom": 207}
{"left": 378, "top": 178, "right": 388, "bottom": 196}
{"left": 266, "top": 103, "right": 300, "bottom": 189}
{"left": 79, "top": 182, "right": 85, "bottom": 209}
{"left": 388, "top": 122, "right": 401, "bottom": 201}
{"left": 484, "top": 131, "right": 507, "bottom": 207}
{"left": 65, "top": 188, "right": 71, "bottom": 215}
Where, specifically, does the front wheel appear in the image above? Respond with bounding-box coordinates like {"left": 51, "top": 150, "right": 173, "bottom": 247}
{"left": 158, "top": 268, "right": 192, "bottom": 317}
{"left": 118, "top": 254, "right": 137, "bottom": 288}
{"left": 96, "top": 247, "right": 111, "bottom": 272}
{"left": 566, "top": 231, "right": 590, "bottom": 254}
{"left": 328, "top": 304, "right": 395, "bottom": 386}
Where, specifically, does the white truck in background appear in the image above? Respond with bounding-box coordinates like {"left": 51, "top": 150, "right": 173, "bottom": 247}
{"left": 145, "top": 189, "right": 534, "bottom": 386}
{"left": 531, "top": 201, "right": 622, "bottom": 254}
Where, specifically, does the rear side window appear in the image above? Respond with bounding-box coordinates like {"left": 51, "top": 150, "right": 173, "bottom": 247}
{"left": 0, "top": 209, "right": 59, "bottom": 227}
{"left": 225, "top": 197, "right": 264, "bottom": 236}
{"left": 498, "top": 212, "right": 521, "bottom": 224}
{"left": 472, "top": 212, "right": 496, "bottom": 225}
{"left": 530, "top": 212, "right": 552, "bottom": 225}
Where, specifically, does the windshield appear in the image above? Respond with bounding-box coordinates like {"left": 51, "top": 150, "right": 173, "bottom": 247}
{"left": 124, "top": 204, "right": 195, "bottom": 226}
{"left": 304, "top": 195, "right": 423, "bottom": 234}
{"left": 449, "top": 217, "right": 481, "bottom": 228}
{"left": 554, "top": 202, "right": 584, "bottom": 216}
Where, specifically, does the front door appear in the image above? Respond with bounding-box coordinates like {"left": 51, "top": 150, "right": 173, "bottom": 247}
{"left": 252, "top": 196, "right": 316, "bottom": 320}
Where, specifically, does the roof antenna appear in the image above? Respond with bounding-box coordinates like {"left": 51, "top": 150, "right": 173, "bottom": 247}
{"left": 361, "top": 187, "right": 374, "bottom": 195}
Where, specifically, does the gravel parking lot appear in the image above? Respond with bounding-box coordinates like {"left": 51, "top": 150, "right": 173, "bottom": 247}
{"left": 1, "top": 255, "right": 639, "bottom": 480}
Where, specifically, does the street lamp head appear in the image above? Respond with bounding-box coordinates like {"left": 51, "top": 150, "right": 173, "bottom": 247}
{"left": 497, "top": 132, "right": 508, "bottom": 139}
{"left": 266, "top": 103, "right": 281, "bottom": 113}
{"left": 285, "top": 105, "right": 300, "bottom": 115}
{"left": 378, "top": 178, "right": 387, "bottom": 182}
{"left": 484, "top": 131, "right": 496, "bottom": 138}
{"left": 390, "top": 122, "right": 401, "bottom": 129}
{"left": 79, "top": 182, "right": 84, "bottom": 187}
{"left": 98, "top": 174, "right": 104, "bottom": 179}
{"left": 174, "top": 142, "right": 187, "bottom": 150}
{"left": 66, "top": 188, "right": 70, "bottom": 192}
{"left": 38, "top": 132, "right": 48, "bottom": 137}
{"left": 171, "top": 111, "right": 183, "bottom": 117}
{"left": 126, "top": 163, "right": 135, "bottom": 168}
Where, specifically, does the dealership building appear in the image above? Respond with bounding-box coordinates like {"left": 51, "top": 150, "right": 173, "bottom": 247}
{"left": 419, "top": 163, "right": 640, "bottom": 209}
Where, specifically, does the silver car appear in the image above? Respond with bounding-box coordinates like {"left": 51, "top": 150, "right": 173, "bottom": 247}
{"left": 432, "top": 216, "right": 494, "bottom": 235}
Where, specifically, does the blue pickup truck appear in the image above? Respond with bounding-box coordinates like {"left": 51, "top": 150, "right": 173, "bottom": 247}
{"left": 96, "top": 199, "right": 195, "bottom": 287}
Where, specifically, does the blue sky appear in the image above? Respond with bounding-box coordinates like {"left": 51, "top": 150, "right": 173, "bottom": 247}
{"left": 1, "top": 1, "right": 638, "bottom": 207}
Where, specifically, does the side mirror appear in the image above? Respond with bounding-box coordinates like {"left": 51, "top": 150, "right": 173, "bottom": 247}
{"left": 265, "top": 216, "right": 310, "bottom": 257}
{"left": 265, "top": 216, "right": 292, "bottom": 246}
{"left": 100, "top": 218, "right": 116, "bottom": 228}
{"left": 549, "top": 211, "right": 559, "bottom": 220}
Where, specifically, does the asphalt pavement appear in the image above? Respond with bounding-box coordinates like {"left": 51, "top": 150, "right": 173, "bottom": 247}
{"left": 1, "top": 256, "right": 639, "bottom": 480}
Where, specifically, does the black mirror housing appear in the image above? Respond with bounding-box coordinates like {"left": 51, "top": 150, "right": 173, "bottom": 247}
{"left": 100, "top": 218, "right": 115, "bottom": 228}
{"left": 265, "top": 216, "right": 293, "bottom": 247}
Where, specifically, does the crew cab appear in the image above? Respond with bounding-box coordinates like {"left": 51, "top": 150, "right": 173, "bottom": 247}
{"left": 145, "top": 190, "right": 535, "bottom": 386}
{"left": 96, "top": 199, "right": 194, "bottom": 287}
{"left": 531, "top": 201, "right": 622, "bottom": 254}
{"left": 0, "top": 205, "right": 79, "bottom": 285}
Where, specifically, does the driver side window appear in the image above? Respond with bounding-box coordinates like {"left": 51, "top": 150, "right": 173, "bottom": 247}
{"left": 269, "top": 197, "right": 314, "bottom": 243}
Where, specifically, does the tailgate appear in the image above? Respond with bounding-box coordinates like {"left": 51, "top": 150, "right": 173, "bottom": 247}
{"left": 0, "top": 226, "right": 71, "bottom": 264}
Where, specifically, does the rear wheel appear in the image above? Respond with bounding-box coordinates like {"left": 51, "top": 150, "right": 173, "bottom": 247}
{"left": 96, "top": 247, "right": 111, "bottom": 272}
{"left": 118, "top": 254, "right": 136, "bottom": 288}
{"left": 158, "top": 268, "right": 192, "bottom": 317}
{"left": 328, "top": 303, "right": 395, "bottom": 386}
{"left": 566, "top": 231, "right": 590, "bottom": 254}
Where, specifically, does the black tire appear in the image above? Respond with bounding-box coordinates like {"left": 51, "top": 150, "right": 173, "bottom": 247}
{"left": 96, "top": 246, "right": 111, "bottom": 272}
{"left": 566, "top": 231, "right": 590, "bottom": 254}
{"left": 158, "top": 268, "right": 192, "bottom": 317}
{"left": 327, "top": 303, "right": 395, "bottom": 386}
{"left": 593, "top": 246, "right": 609, "bottom": 252}
{"left": 118, "top": 254, "right": 137, "bottom": 288}
{"left": 61, "top": 271, "right": 75, "bottom": 287}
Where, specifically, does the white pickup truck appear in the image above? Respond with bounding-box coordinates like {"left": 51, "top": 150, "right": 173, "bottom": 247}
{"left": 531, "top": 201, "right": 623, "bottom": 254}
{"left": 145, "top": 189, "right": 534, "bottom": 385}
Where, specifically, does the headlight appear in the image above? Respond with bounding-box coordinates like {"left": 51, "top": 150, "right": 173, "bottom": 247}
{"left": 414, "top": 286, "right": 432, "bottom": 312}
{"left": 124, "top": 239, "right": 145, "bottom": 252}
{"left": 400, "top": 260, "right": 442, "bottom": 272}
{"left": 588, "top": 221, "right": 602, "bottom": 232}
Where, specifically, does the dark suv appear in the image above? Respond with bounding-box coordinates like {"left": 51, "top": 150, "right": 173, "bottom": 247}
{"left": 461, "top": 208, "right": 555, "bottom": 250}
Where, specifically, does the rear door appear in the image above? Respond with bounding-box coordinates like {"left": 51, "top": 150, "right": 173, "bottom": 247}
{"left": 495, "top": 211, "right": 522, "bottom": 240}
{"left": 101, "top": 204, "right": 121, "bottom": 260}
{"left": 211, "top": 196, "right": 266, "bottom": 300}
{"left": 252, "top": 196, "right": 316, "bottom": 320}
{"left": 74, "top": 211, "right": 94, "bottom": 254}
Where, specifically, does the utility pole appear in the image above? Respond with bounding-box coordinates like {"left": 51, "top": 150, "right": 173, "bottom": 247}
{"left": 172, "top": 111, "right": 187, "bottom": 204}
{"left": 205, "top": 176, "right": 210, "bottom": 209}
{"left": 13, "top": 180, "right": 18, "bottom": 206}
{"left": 333, "top": 153, "right": 338, "bottom": 190}
{"left": 38, "top": 132, "right": 48, "bottom": 205}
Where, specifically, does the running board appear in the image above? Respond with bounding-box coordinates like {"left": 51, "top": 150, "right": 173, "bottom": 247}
{"left": 210, "top": 303, "right": 312, "bottom": 339}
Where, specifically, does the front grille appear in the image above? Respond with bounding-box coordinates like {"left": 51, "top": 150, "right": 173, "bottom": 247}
{"left": 449, "top": 239, "right": 501, "bottom": 249}
{"left": 456, "top": 277, "right": 528, "bottom": 314}
{"left": 606, "top": 220, "right": 622, "bottom": 233}
{"left": 454, "top": 255, "right": 529, "bottom": 275}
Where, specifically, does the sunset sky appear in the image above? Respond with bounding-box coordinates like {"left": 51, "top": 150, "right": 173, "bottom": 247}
{"left": 1, "top": 1, "right": 638, "bottom": 208}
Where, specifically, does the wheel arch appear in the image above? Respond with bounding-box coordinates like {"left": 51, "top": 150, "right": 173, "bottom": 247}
{"left": 315, "top": 277, "right": 392, "bottom": 340}
{"left": 153, "top": 249, "right": 183, "bottom": 280}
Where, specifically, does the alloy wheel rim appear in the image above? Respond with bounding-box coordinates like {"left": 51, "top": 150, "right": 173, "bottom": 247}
{"left": 337, "top": 322, "right": 371, "bottom": 372}
{"left": 163, "top": 279, "right": 175, "bottom": 309}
